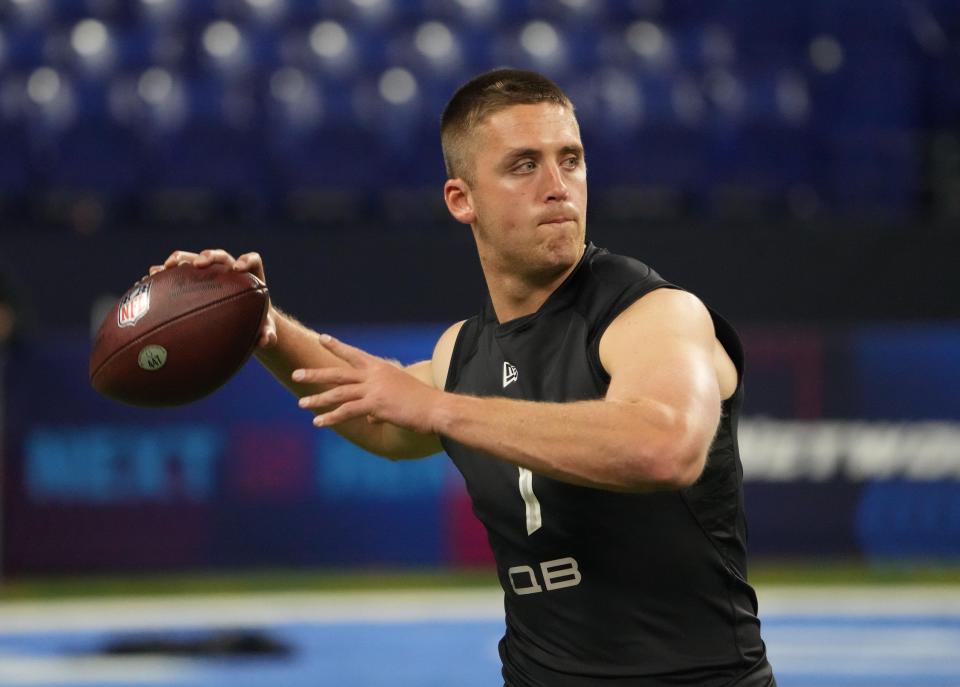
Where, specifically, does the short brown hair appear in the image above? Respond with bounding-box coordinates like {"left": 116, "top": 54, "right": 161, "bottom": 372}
{"left": 440, "top": 68, "right": 574, "bottom": 181}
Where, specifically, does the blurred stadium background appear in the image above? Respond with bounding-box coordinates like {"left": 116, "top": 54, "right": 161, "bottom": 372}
{"left": 1, "top": 0, "right": 959, "bottom": 685}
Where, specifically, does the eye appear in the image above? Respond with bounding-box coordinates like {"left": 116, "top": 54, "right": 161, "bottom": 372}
{"left": 513, "top": 160, "right": 536, "bottom": 174}
{"left": 562, "top": 155, "right": 581, "bottom": 169}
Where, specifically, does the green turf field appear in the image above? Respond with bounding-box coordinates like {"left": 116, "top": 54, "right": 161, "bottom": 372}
{"left": 1, "top": 559, "right": 958, "bottom": 601}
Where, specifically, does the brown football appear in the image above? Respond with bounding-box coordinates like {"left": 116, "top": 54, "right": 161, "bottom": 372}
{"left": 89, "top": 263, "right": 269, "bottom": 407}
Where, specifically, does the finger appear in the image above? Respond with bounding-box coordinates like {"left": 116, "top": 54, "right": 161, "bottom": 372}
{"left": 291, "top": 366, "right": 363, "bottom": 385}
{"left": 234, "top": 252, "right": 267, "bottom": 283}
{"left": 318, "top": 334, "right": 370, "bottom": 368}
{"left": 196, "top": 248, "right": 236, "bottom": 268}
{"left": 314, "top": 400, "right": 369, "bottom": 427}
{"left": 298, "top": 384, "right": 364, "bottom": 410}
{"left": 163, "top": 250, "right": 199, "bottom": 269}
{"left": 234, "top": 252, "right": 262, "bottom": 270}
{"left": 148, "top": 265, "right": 164, "bottom": 276}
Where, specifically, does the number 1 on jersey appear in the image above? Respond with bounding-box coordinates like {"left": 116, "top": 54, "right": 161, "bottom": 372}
{"left": 518, "top": 467, "right": 542, "bottom": 535}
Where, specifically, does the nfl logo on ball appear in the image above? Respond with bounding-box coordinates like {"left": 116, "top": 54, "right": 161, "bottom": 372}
{"left": 117, "top": 283, "right": 152, "bottom": 328}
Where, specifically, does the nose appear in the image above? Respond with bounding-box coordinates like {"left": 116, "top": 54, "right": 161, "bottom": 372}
{"left": 542, "top": 161, "right": 569, "bottom": 203}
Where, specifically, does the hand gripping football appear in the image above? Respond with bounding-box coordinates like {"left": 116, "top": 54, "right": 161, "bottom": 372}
{"left": 89, "top": 263, "right": 269, "bottom": 407}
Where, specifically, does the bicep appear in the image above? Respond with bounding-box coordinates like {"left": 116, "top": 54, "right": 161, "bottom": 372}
{"left": 600, "top": 290, "right": 723, "bottom": 436}
{"left": 399, "top": 320, "right": 465, "bottom": 391}
{"left": 369, "top": 362, "right": 443, "bottom": 459}
{"left": 430, "top": 320, "right": 466, "bottom": 391}
{"left": 368, "top": 324, "right": 464, "bottom": 460}
{"left": 404, "top": 360, "right": 434, "bottom": 386}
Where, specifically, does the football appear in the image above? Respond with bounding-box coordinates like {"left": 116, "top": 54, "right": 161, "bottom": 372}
{"left": 89, "top": 263, "right": 269, "bottom": 407}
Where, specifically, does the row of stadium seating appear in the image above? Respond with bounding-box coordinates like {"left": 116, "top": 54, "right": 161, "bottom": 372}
{"left": 3, "top": 3, "right": 956, "bottom": 85}
{"left": 0, "top": 0, "right": 957, "bottom": 229}
{"left": 3, "top": 0, "right": 958, "bottom": 28}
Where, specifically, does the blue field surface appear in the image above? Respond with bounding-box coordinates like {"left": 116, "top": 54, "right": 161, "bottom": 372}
{"left": 0, "top": 590, "right": 958, "bottom": 686}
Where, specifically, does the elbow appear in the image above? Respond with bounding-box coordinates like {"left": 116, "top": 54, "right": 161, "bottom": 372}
{"left": 623, "top": 420, "right": 710, "bottom": 492}
{"left": 661, "top": 448, "right": 707, "bottom": 489}
{"left": 629, "top": 449, "right": 704, "bottom": 491}
{"left": 660, "top": 412, "right": 712, "bottom": 488}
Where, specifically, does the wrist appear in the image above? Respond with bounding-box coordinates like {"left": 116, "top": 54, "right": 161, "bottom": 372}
{"left": 266, "top": 304, "right": 283, "bottom": 328}
{"left": 429, "top": 389, "right": 461, "bottom": 437}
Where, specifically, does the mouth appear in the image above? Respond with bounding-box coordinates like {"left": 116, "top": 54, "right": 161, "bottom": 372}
{"left": 539, "top": 217, "right": 577, "bottom": 226}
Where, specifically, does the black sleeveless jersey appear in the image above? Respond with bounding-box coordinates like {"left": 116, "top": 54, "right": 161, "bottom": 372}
{"left": 440, "top": 244, "right": 774, "bottom": 687}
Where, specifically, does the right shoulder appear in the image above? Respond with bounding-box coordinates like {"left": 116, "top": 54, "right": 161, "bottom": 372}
{"left": 431, "top": 319, "right": 467, "bottom": 390}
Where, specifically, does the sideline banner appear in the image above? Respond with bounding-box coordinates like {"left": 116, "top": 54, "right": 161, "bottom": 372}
{"left": 3, "top": 324, "right": 959, "bottom": 574}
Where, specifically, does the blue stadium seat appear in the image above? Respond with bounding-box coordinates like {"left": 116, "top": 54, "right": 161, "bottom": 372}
{"left": 41, "top": 0, "right": 92, "bottom": 24}
{"left": 825, "top": 129, "right": 918, "bottom": 218}
{"left": 140, "top": 73, "right": 266, "bottom": 198}
{"left": 244, "top": 25, "right": 283, "bottom": 72}
{"left": 266, "top": 74, "right": 383, "bottom": 214}
{"left": 322, "top": 0, "right": 398, "bottom": 27}
{"left": 0, "top": 25, "right": 47, "bottom": 70}
{"left": 488, "top": 20, "right": 578, "bottom": 82}
{"left": 813, "top": 45, "right": 919, "bottom": 131}
{"left": 35, "top": 76, "right": 144, "bottom": 198}
{"left": 42, "top": 117, "right": 145, "bottom": 197}
{"left": 137, "top": 0, "right": 220, "bottom": 27}
{"left": 586, "top": 122, "right": 709, "bottom": 191}
{"left": 708, "top": 123, "right": 816, "bottom": 199}
{"left": 112, "top": 24, "right": 162, "bottom": 71}
{"left": 417, "top": 0, "right": 501, "bottom": 29}
{"left": 526, "top": 0, "right": 606, "bottom": 29}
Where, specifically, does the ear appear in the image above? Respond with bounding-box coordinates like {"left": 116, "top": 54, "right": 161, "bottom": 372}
{"left": 444, "top": 178, "right": 476, "bottom": 225}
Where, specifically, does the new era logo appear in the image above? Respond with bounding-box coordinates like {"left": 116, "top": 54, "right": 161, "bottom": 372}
{"left": 503, "top": 361, "right": 518, "bottom": 388}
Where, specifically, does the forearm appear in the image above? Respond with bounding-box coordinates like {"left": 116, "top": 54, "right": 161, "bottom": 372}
{"left": 254, "top": 307, "right": 341, "bottom": 394}
{"left": 255, "top": 308, "right": 436, "bottom": 459}
{"left": 431, "top": 394, "right": 710, "bottom": 491}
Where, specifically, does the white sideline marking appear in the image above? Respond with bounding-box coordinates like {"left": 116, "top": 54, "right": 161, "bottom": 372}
{"left": 0, "top": 588, "right": 506, "bottom": 633}
{"left": 0, "top": 652, "right": 189, "bottom": 684}
{"left": 0, "top": 586, "right": 958, "bottom": 634}
{"left": 0, "top": 586, "right": 958, "bottom": 685}
{"left": 756, "top": 585, "right": 960, "bottom": 616}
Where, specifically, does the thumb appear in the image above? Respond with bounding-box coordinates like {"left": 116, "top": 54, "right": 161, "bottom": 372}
{"left": 258, "top": 313, "right": 278, "bottom": 348}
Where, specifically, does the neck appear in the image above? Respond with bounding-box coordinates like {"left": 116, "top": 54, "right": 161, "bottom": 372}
{"left": 481, "top": 249, "right": 583, "bottom": 323}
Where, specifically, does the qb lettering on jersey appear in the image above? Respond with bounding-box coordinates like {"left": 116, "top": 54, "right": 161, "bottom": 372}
{"left": 508, "top": 557, "right": 581, "bottom": 595}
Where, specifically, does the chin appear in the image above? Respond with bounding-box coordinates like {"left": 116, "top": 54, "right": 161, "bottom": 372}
{"left": 535, "top": 232, "right": 583, "bottom": 278}
{"left": 544, "top": 227, "right": 584, "bottom": 261}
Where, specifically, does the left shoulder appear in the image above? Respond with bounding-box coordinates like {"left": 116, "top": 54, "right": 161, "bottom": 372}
{"left": 574, "top": 246, "right": 674, "bottom": 329}
{"left": 599, "top": 288, "right": 739, "bottom": 400}
{"left": 586, "top": 248, "right": 662, "bottom": 290}
{"left": 601, "top": 288, "right": 714, "bottom": 347}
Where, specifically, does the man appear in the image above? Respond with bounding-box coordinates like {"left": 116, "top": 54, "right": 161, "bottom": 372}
{"left": 152, "top": 69, "right": 775, "bottom": 686}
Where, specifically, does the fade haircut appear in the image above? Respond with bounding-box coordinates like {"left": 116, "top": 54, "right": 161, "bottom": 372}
{"left": 440, "top": 68, "right": 574, "bottom": 182}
